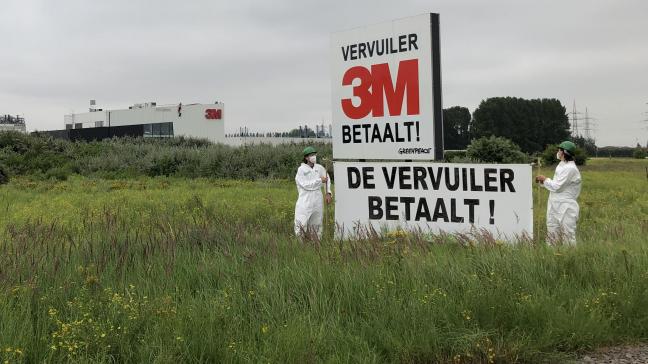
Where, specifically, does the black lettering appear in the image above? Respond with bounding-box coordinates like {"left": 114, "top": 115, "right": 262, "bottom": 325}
{"left": 469, "top": 168, "right": 483, "bottom": 191}
{"left": 368, "top": 196, "right": 383, "bottom": 219}
{"left": 461, "top": 168, "right": 468, "bottom": 191}
{"left": 398, "top": 34, "right": 407, "bottom": 52}
{"left": 408, "top": 33, "right": 418, "bottom": 50}
{"left": 350, "top": 44, "right": 358, "bottom": 60}
{"left": 358, "top": 42, "right": 367, "bottom": 58}
{"left": 371, "top": 124, "right": 383, "bottom": 142}
{"left": 362, "top": 123, "right": 371, "bottom": 142}
{"left": 342, "top": 46, "right": 350, "bottom": 61}
{"left": 485, "top": 168, "right": 498, "bottom": 192}
{"left": 432, "top": 199, "right": 449, "bottom": 222}
{"left": 395, "top": 122, "right": 405, "bottom": 142}
{"left": 383, "top": 123, "right": 394, "bottom": 142}
{"left": 400, "top": 197, "right": 415, "bottom": 220}
{"left": 415, "top": 198, "right": 431, "bottom": 221}
{"left": 362, "top": 167, "right": 375, "bottom": 189}
{"left": 376, "top": 39, "right": 385, "bottom": 56}
{"left": 352, "top": 124, "right": 362, "bottom": 143}
{"left": 367, "top": 40, "right": 375, "bottom": 57}
{"left": 398, "top": 167, "right": 412, "bottom": 189}
{"left": 404, "top": 121, "right": 415, "bottom": 141}
{"left": 382, "top": 167, "right": 397, "bottom": 189}
{"left": 347, "top": 167, "right": 361, "bottom": 189}
{"left": 444, "top": 167, "right": 460, "bottom": 191}
{"left": 342, "top": 125, "right": 351, "bottom": 143}
{"left": 413, "top": 167, "right": 428, "bottom": 190}
{"left": 450, "top": 198, "right": 464, "bottom": 223}
{"left": 427, "top": 167, "right": 443, "bottom": 190}
{"left": 464, "top": 199, "right": 479, "bottom": 224}
{"left": 385, "top": 197, "right": 399, "bottom": 220}
{"left": 389, "top": 37, "right": 397, "bottom": 53}
{"left": 500, "top": 169, "right": 516, "bottom": 192}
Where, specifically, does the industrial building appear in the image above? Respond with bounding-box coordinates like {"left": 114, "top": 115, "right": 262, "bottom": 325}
{"left": 38, "top": 101, "right": 224, "bottom": 142}
{"left": 0, "top": 114, "right": 26, "bottom": 133}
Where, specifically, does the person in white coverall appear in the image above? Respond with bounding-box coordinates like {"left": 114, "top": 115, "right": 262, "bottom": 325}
{"left": 294, "top": 146, "right": 332, "bottom": 238}
{"left": 535, "top": 141, "right": 582, "bottom": 245}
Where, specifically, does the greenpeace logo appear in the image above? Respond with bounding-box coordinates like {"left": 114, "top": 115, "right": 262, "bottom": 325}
{"left": 398, "top": 148, "right": 431, "bottom": 154}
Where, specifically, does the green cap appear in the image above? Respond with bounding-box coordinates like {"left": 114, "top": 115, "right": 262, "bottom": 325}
{"left": 303, "top": 146, "right": 317, "bottom": 156}
{"left": 558, "top": 141, "right": 576, "bottom": 155}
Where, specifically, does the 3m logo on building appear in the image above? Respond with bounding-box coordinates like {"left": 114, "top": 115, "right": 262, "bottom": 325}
{"left": 205, "top": 109, "right": 222, "bottom": 120}
{"left": 331, "top": 14, "right": 443, "bottom": 160}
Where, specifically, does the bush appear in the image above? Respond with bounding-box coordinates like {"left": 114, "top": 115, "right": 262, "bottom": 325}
{"left": 465, "top": 136, "right": 528, "bottom": 164}
{"left": 443, "top": 150, "right": 467, "bottom": 162}
{"left": 0, "top": 163, "right": 9, "bottom": 184}
{"left": 45, "top": 167, "right": 71, "bottom": 181}
{"left": 0, "top": 133, "right": 333, "bottom": 180}
{"left": 541, "top": 144, "right": 588, "bottom": 166}
{"left": 633, "top": 148, "right": 647, "bottom": 159}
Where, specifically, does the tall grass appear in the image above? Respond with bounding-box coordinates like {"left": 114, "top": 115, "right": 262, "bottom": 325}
{"left": 0, "top": 159, "right": 646, "bottom": 363}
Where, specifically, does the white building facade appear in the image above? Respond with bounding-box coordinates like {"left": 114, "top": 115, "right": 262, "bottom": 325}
{"left": 63, "top": 102, "right": 225, "bottom": 142}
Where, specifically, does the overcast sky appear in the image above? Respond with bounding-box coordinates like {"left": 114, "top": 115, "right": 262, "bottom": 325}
{"left": 1, "top": 0, "right": 646, "bottom": 146}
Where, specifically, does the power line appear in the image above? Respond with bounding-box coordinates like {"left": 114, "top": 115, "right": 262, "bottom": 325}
{"left": 569, "top": 100, "right": 583, "bottom": 138}
{"left": 582, "top": 107, "right": 597, "bottom": 140}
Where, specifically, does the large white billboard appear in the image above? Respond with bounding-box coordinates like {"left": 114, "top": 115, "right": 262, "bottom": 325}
{"left": 334, "top": 162, "right": 533, "bottom": 239}
{"left": 330, "top": 13, "right": 443, "bottom": 160}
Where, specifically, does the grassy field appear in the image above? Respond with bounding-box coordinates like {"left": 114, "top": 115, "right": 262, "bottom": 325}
{"left": 0, "top": 158, "right": 646, "bottom": 363}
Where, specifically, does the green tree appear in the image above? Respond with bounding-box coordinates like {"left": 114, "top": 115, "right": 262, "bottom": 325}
{"left": 471, "top": 97, "right": 570, "bottom": 153}
{"left": 443, "top": 106, "right": 471, "bottom": 150}
{"left": 573, "top": 136, "right": 598, "bottom": 156}
{"left": 541, "top": 144, "right": 588, "bottom": 166}
{"left": 465, "top": 136, "right": 528, "bottom": 164}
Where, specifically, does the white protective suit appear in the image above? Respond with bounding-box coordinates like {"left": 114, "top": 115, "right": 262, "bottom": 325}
{"left": 294, "top": 163, "right": 331, "bottom": 237}
{"left": 542, "top": 160, "right": 582, "bottom": 244}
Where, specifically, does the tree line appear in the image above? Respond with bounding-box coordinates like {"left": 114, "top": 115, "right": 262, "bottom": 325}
{"left": 443, "top": 97, "right": 591, "bottom": 154}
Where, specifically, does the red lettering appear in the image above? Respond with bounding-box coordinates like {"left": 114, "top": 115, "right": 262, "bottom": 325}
{"left": 341, "top": 66, "right": 373, "bottom": 119}
{"left": 371, "top": 59, "right": 419, "bottom": 117}
{"left": 340, "top": 59, "right": 420, "bottom": 120}
{"left": 205, "top": 109, "right": 222, "bottom": 120}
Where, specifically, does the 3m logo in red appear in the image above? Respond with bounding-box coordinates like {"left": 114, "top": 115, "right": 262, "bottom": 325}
{"left": 341, "top": 59, "right": 420, "bottom": 119}
{"left": 205, "top": 109, "right": 222, "bottom": 120}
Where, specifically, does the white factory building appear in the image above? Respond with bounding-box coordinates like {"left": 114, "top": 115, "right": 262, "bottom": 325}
{"left": 62, "top": 101, "right": 225, "bottom": 142}
{"left": 0, "top": 115, "right": 27, "bottom": 133}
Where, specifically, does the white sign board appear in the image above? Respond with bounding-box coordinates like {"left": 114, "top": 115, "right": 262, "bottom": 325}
{"left": 334, "top": 162, "right": 533, "bottom": 240}
{"left": 330, "top": 13, "right": 443, "bottom": 160}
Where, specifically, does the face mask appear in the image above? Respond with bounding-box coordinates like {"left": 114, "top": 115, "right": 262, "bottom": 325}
{"left": 308, "top": 155, "right": 317, "bottom": 164}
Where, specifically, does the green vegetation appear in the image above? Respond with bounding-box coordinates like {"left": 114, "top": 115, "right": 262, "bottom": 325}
{"left": 465, "top": 136, "right": 528, "bottom": 164}
{"left": 443, "top": 106, "right": 472, "bottom": 150}
{"left": 0, "top": 163, "right": 8, "bottom": 184}
{"left": 541, "top": 143, "right": 588, "bottom": 166}
{"left": 0, "top": 131, "right": 332, "bottom": 180}
{"left": 471, "top": 97, "right": 570, "bottom": 154}
{"left": 0, "top": 157, "right": 646, "bottom": 363}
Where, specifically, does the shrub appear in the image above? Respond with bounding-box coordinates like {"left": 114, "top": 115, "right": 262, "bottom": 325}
{"left": 45, "top": 167, "right": 71, "bottom": 181}
{"left": 443, "top": 150, "right": 467, "bottom": 162}
{"left": 633, "top": 148, "right": 647, "bottom": 159}
{"left": 541, "top": 144, "right": 588, "bottom": 166}
{"left": 0, "top": 163, "right": 9, "bottom": 184}
{"left": 0, "top": 133, "right": 334, "bottom": 180}
{"left": 465, "top": 136, "right": 528, "bottom": 164}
